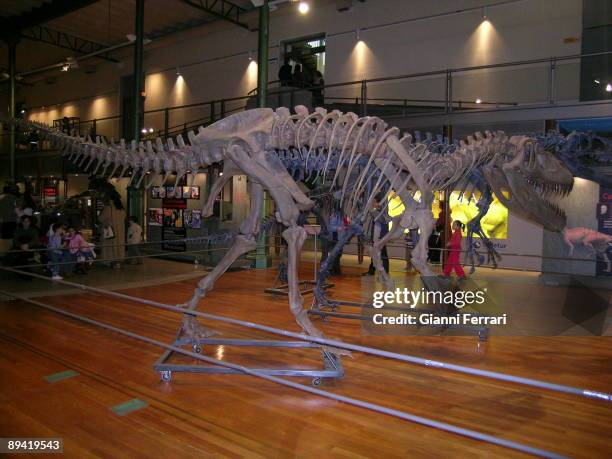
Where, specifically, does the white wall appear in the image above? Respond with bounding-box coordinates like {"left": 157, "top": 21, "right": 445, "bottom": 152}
{"left": 19, "top": 0, "right": 582, "bottom": 127}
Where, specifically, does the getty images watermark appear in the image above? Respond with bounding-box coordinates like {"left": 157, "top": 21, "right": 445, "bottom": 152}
{"left": 371, "top": 287, "right": 508, "bottom": 326}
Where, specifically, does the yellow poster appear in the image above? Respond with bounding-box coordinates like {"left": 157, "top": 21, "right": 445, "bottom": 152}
{"left": 387, "top": 190, "right": 508, "bottom": 239}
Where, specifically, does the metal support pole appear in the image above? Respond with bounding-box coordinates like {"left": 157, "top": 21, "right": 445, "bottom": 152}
{"left": 164, "top": 107, "right": 169, "bottom": 138}
{"left": 129, "top": 0, "right": 145, "bottom": 226}
{"left": 360, "top": 80, "right": 368, "bottom": 116}
{"left": 8, "top": 39, "right": 18, "bottom": 181}
{"left": 548, "top": 58, "right": 556, "bottom": 105}
{"left": 132, "top": 0, "right": 145, "bottom": 143}
{"left": 256, "top": 0, "right": 271, "bottom": 269}
{"left": 445, "top": 70, "right": 453, "bottom": 113}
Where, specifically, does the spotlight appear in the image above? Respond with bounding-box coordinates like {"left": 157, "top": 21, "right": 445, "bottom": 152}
{"left": 594, "top": 79, "right": 600, "bottom": 84}
{"left": 481, "top": 6, "right": 488, "bottom": 21}
{"left": 355, "top": 29, "right": 361, "bottom": 41}
{"left": 176, "top": 67, "right": 182, "bottom": 77}
{"left": 298, "top": 1, "right": 309, "bottom": 14}
{"left": 20, "top": 109, "right": 26, "bottom": 114}
{"left": 475, "top": 98, "right": 482, "bottom": 104}
{"left": 607, "top": 83, "right": 612, "bottom": 92}
{"left": 219, "top": 172, "right": 224, "bottom": 176}
{"left": 248, "top": 51, "right": 253, "bottom": 62}
{"left": 148, "top": 127, "right": 154, "bottom": 133}
{"left": 61, "top": 63, "right": 70, "bottom": 72}
{"left": 141, "top": 128, "right": 147, "bottom": 134}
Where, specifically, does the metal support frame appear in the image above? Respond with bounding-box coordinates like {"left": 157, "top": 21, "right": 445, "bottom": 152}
{"left": 133, "top": 0, "right": 145, "bottom": 143}
{"left": 178, "top": 0, "right": 250, "bottom": 29}
{"left": 154, "top": 332, "right": 344, "bottom": 386}
{"left": 255, "top": 1, "right": 271, "bottom": 269}
{"left": 20, "top": 26, "right": 118, "bottom": 63}
{"left": 265, "top": 231, "right": 334, "bottom": 295}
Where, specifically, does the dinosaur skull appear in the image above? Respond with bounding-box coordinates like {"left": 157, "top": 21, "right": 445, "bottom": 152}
{"left": 486, "top": 136, "right": 573, "bottom": 232}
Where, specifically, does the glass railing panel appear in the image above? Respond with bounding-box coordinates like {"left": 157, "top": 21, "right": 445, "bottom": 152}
{"left": 554, "top": 59, "right": 580, "bottom": 103}
{"left": 363, "top": 75, "right": 447, "bottom": 117}
{"left": 451, "top": 63, "right": 550, "bottom": 109}
{"left": 323, "top": 81, "right": 363, "bottom": 113}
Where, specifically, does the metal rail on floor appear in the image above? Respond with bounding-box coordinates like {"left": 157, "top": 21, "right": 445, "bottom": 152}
{"left": 0, "top": 266, "right": 610, "bottom": 404}
{"left": 0, "top": 288, "right": 567, "bottom": 458}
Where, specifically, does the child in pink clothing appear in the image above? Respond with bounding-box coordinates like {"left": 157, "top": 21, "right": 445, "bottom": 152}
{"left": 66, "top": 227, "right": 94, "bottom": 273}
{"left": 443, "top": 220, "right": 466, "bottom": 280}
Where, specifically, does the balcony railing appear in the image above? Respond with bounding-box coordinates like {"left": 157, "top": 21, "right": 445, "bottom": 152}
{"left": 13, "top": 49, "right": 612, "bottom": 148}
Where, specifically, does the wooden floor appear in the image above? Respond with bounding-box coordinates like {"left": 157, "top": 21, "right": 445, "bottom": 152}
{"left": 0, "top": 263, "right": 611, "bottom": 458}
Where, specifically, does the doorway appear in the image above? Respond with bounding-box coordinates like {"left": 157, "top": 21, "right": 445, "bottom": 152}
{"left": 281, "top": 34, "right": 326, "bottom": 83}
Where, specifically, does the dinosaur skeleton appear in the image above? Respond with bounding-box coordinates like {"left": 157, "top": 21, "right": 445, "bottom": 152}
{"left": 17, "top": 107, "right": 576, "bottom": 355}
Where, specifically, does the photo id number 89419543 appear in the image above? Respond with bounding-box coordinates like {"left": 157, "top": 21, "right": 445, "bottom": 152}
{"left": 0, "top": 438, "right": 63, "bottom": 454}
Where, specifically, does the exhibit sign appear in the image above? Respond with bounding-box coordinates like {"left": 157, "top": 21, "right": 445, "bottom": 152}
{"left": 596, "top": 187, "right": 612, "bottom": 276}
{"left": 162, "top": 227, "right": 187, "bottom": 252}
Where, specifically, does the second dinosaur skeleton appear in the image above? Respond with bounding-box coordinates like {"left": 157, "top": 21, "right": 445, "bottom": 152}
{"left": 19, "top": 107, "right": 576, "bottom": 353}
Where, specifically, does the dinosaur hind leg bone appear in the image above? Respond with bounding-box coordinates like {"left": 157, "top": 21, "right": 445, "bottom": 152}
{"left": 179, "top": 181, "right": 263, "bottom": 342}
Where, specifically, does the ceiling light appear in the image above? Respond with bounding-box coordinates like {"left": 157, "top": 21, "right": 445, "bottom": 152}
{"left": 482, "top": 6, "right": 488, "bottom": 21}
{"left": 606, "top": 83, "right": 612, "bottom": 92}
{"left": 298, "top": 1, "right": 310, "bottom": 14}
{"left": 594, "top": 79, "right": 600, "bottom": 84}
{"left": 355, "top": 29, "right": 361, "bottom": 41}
{"left": 141, "top": 128, "right": 147, "bottom": 134}
{"left": 148, "top": 127, "right": 154, "bottom": 133}
{"left": 219, "top": 172, "right": 224, "bottom": 176}
{"left": 176, "top": 67, "right": 182, "bottom": 76}
{"left": 475, "top": 98, "right": 482, "bottom": 104}
{"left": 61, "top": 64, "right": 70, "bottom": 72}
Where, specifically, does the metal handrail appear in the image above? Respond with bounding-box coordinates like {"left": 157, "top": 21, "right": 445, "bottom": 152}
{"left": 21, "top": 49, "right": 612, "bottom": 143}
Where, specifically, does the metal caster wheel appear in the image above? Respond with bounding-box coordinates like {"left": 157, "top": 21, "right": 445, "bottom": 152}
{"left": 161, "top": 370, "right": 172, "bottom": 382}
{"left": 193, "top": 344, "right": 202, "bottom": 354}
{"left": 312, "top": 377, "right": 322, "bottom": 387}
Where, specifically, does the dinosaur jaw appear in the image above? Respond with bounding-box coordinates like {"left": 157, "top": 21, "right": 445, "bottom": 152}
{"left": 502, "top": 164, "right": 571, "bottom": 232}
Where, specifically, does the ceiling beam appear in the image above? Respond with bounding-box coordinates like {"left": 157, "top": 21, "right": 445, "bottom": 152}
{"left": 7, "top": 0, "right": 101, "bottom": 31}
{"left": 20, "top": 26, "right": 119, "bottom": 63}
{"left": 178, "top": 0, "right": 251, "bottom": 29}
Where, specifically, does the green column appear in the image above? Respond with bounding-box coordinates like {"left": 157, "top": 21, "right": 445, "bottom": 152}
{"left": 255, "top": 0, "right": 271, "bottom": 269}
{"left": 132, "top": 0, "right": 145, "bottom": 142}
{"left": 8, "top": 39, "right": 17, "bottom": 182}
{"left": 256, "top": 0, "right": 269, "bottom": 109}
{"left": 128, "top": 0, "right": 145, "bottom": 225}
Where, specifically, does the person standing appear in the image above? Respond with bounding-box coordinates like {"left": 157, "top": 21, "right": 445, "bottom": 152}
{"left": 363, "top": 197, "right": 390, "bottom": 276}
{"left": 278, "top": 60, "right": 292, "bottom": 87}
{"left": 312, "top": 70, "right": 325, "bottom": 106}
{"left": 126, "top": 216, "right": 143, "bottom": 265}
{"left": 443, "top": 220, "right": 466, "bottom": 283}
{"left": 47, "top": 223, "right": 67, "bottom": 280}
{"left": 0, "top": 185, "right": 17, "bottom": 255}
{"left": 98, "top": 202, "right": 126, "bottom": 269}
{"left": 292, "top": 64, "right": 304, "bottom": 88}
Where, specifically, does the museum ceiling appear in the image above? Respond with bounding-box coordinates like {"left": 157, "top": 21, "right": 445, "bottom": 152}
{"left": 0, "top": 0, "right": 257, "bottom": 73}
